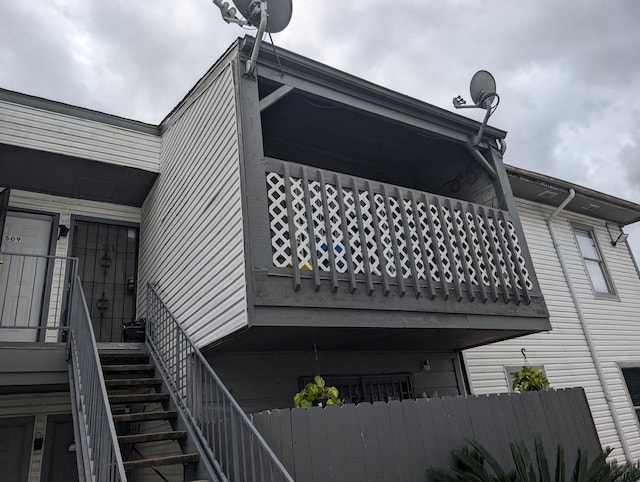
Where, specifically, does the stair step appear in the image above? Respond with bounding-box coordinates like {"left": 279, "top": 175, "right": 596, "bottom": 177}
{"left": 118, "top": 430, "right": 187, "bottom": 444}
{"left": 100, "top": 352, "right": 150, "bottom": 363}
{"left": 113, "top": 410, "right": 178, "bottom": 423}
{"left": 109, "top": 393, "right": 169, "bottom": 404}
{"left": 105, "top": 378, "right": 162, "bottom": 388}
{"left": 123, "top": 453, "right": 199, "bottom": 470}
{"left": 102, "top": 364, "right": 155, "bottom": 373}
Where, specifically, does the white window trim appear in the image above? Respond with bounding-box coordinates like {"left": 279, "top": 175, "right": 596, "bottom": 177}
{"left": 571, "top": 223, "right": 617, "bottom": 299}
{"left": 617, "top": 363, "right": 640, "bottom": 436}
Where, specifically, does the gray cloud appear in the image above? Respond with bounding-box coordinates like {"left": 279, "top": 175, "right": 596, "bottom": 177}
{"left": 2, "top": 0, "right": 640, "bottom": 253}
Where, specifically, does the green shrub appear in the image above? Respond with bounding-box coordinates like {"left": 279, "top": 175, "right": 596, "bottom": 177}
{"left": 427, "top": 437, "right": 640, "bottom": 482}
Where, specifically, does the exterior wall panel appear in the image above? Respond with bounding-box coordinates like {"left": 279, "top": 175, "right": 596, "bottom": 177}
{"left": 0, "top": 100, "right": 160, "bottom": 172}
{"left": 138, "top": 63, "right": 247, "bottom": 347}
{"left": 465, "top": 198, "right": 640, "bottom": 461}
{"left": 206, "top": 350, "right": 462, "bottom": 415}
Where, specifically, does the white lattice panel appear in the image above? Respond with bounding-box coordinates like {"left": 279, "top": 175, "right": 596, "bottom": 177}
{"left": 266, "top": 172, "right": 533, "bottom": 292}
{"left": 358, "top": 191, "right": 382, "bottom": 276}
{"left": 266, "top": 173, "right": 291, "bottom": 268}
{"left": 466, "top": 212, "right": 492, "bottom": 287}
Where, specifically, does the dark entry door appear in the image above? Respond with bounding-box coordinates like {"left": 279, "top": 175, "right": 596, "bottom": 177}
{"left": 41, "top": 414, "right": 79, "bottom": 482}
{"left": 0, "top": 416, "right": 34, "bottom": 482}
{"left": 72, "top": 220, "right": 138, "bottom": 342}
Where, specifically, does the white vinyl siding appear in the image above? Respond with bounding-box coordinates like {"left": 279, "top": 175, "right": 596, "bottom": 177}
{"left": 138, "top": 63, "right": 247, "bottom": 348}
{"left": 0, "top": 100, "right": 160, "bottom": 172}
{"left": 465, "top": 198, "right": 640, "bottom": 461}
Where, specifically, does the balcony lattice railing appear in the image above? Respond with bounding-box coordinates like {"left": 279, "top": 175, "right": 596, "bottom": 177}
{"left": 0, "top": 251, "right": 77, "bottom": 342}
{"left": 265, "top": 159, "right": 533, "bottom": 304}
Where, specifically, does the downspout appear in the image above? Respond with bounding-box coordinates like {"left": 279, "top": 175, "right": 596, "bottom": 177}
{"left": 546, "top": 188, "right": 632, "bottom": 460}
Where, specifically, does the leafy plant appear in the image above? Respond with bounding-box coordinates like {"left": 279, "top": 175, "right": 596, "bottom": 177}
{"left": 512, "top": 366, "right": 550, "bottom": 392}
{"left": 293, "top": 375, "right": 343, "bottom": 408}
{"left": 427, "top": 436, "right": 640, "bottom": 482}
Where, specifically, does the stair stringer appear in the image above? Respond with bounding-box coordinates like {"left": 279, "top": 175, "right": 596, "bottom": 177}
{"left": 145, "top": 342, "right": 224, "bottom": 482}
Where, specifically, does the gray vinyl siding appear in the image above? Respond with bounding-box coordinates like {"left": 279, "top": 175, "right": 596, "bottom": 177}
{"left": 138, "top": 63, "right": 247, "bottom": 347}
{"left": 465, "top": 198, "right": 640, "bottom": 461}
{"left": 0, "top": 99, "right": 160, "bottom": 172}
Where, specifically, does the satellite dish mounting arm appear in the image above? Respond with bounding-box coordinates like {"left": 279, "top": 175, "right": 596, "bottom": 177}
{"left": 212, "top": 0, "right": 249, "bottom": 26}
{"left": 453, "top": 90, "right": 500, "bottom": 147}
{"left": 211, "top": 0, "right": 291, "bottom": 77}
{"left": 212, "top": 0, "right": 269, "bottom": 77}
{"left": 452, "top": 71, "right": 502, "bottom": 180}
{"left": 244, "top": 1, "right": 268, "bottom": 76}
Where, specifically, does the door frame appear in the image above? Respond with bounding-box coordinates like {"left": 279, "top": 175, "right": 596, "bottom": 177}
{"left": 67, "top": 215, "right": 141, "bottom": 340}
{"left": 1, "top": 208, "right": 60, "bottom": 341}
{"left": 40, "top": 413, "right": 78, "bottom": 482}
{"left": 0, "top": 187, "right": 9, "bottom": 241}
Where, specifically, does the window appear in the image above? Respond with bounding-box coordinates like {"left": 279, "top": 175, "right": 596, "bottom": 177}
{"left": 299, "top": 374, "right": 415, "bottom": 404}
{"left": 573, "top": 226, "right": 615, "bottom": 295}
{"left": 622, "top": 368, "right": 640, "bottom": 423}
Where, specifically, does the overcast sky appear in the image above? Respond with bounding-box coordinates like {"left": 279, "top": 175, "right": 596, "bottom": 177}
{"left": 2, "top": 0, "right": 639, "bottom": 256}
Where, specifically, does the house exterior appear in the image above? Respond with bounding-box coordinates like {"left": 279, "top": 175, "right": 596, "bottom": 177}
{"left": 3, "top": 35, "right": 623, "bottom": 479}
{"left": 464, "top": 166, "right": 640, "bottom": 462}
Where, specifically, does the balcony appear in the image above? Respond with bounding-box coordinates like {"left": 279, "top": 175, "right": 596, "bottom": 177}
{"left": 236, "top": 158, "right": 550, "bottom": 352}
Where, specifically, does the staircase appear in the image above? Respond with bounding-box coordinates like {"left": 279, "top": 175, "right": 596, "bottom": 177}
{"left": 68, "top": 278, "right": 292, "bottom": 481}
{"left": 99, "top": 344, "right": 200, "bottom": 481}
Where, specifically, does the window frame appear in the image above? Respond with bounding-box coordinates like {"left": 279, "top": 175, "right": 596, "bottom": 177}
{"left": 618, "top": 364, "right": 640, "bottom": 434}
{"left": 571, "top": 224, "right": 617, "bottom": 298}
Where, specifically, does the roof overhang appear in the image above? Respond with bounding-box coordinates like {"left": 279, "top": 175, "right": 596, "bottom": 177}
{"left": 507, "top": 164, "right": 640, "bottom": 226}
{"left": 242, "top": 36, "right": 507, "bottom": 144}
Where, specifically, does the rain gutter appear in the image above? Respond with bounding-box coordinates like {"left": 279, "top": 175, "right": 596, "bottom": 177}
{"left": 546, "top": 188, "right": 632, "bottom": 460}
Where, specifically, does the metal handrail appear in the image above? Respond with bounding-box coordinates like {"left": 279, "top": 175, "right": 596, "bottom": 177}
{"left": 0, "top": 251, "right": 77, "bottom": 342}
{"left": 68, "top": 276, "right": 127, "bottom": 482}
{"left": 146, "top": 283, "right": 294, "bottom": 482}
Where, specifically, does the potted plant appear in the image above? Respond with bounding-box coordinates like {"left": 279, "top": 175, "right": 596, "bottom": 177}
{"left": 293, "top": 375, "right": 343, "bottom": 408}
{"left": 512, "top": 366, "right": 551, "bottom": 392}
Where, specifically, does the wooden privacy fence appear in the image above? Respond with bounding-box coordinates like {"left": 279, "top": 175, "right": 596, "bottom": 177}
{"left": 252, "top": 388, "right": 601, "bottom": 482}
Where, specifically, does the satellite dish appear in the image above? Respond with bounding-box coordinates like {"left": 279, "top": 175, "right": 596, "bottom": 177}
{"left": 452, "top": 69, "right": 501, "bottom": 148}
{"left": 469, "top": 70, "right": 497, "bottom": 109}
{"left": 212, "top": 0, "right": 293, "bottom": 75}
{"left": 232, "top": 0, "right": 293, "bottom": 33}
